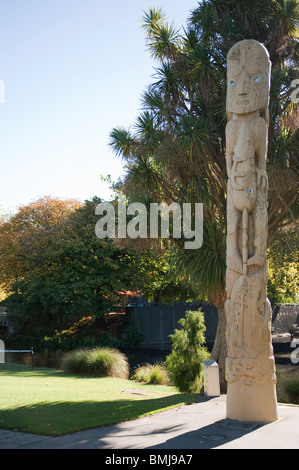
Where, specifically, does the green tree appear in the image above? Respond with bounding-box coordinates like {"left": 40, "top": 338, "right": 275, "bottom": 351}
{"left": 133, "top": 245, "right": 198, "bottom": 304}
{"left": 2, "top": 198, "right": 140, "bottom": 331}
{"left": 267, "top": 225, "right": 299, "bottom": 304}
{"left": 166, "top": 309, "right": 209, "bottom": 393}
{"left": 0, "top": 196, "right": 81, "bottom": 293}
{"left": 109, "top": 1, "right": 299, "bottom": 389}
{"left": 2, "top": 196, "right": 193, "bottom": 346}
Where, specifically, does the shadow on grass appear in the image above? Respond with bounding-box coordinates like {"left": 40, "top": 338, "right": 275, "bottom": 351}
{"left": 0, "top": 363, "right": 128, "bottom": 380}
{"left": 0, "top": 395, "right": 196, "bottom": 437}
{"left": 0, "top": 363, "right": 67, "bottom": 378}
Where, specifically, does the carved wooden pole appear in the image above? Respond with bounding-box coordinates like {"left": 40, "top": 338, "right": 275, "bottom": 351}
{"left": 225, "top": 39, "right": 278, "bottom": 422}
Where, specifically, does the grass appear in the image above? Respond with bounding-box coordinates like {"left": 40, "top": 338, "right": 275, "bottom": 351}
{"left": 0, "top": 363, "right": 196, "bottom": 436}
{"left": 61, "top": 347, "right": 129, "bottom": 378}
{"left": 276, "top": 368, "right": 299, "bottom": 404}
{"left": 132, "top": 362, "right": 171, "bottom": 385}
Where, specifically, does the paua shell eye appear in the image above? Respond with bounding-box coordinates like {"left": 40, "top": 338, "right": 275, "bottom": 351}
{"left": 253, "top": 76, "right": 261, "bottom": 83}
{"left": 248, "top": 188, "right": 254, "bottom": 193}
{"left": 230, "top": 80, "right": 236, "bottom": 87}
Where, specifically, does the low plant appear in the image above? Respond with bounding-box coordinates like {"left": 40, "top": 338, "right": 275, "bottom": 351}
{"left": 132, "top": 362, "right": 171, "bottom": 385}
{"left": 278, "top": 373, "right": 299, "bottom": 404}
{"left": 61, "top": 347, "right": 129, "bottom": 379}
{"left": 166, "top": 309, "right": 210, "bottom": 393}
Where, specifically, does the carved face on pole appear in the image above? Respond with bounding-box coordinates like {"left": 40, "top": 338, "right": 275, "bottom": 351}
{"left": 226, "top": 40, "right": 271, "bottom": 117}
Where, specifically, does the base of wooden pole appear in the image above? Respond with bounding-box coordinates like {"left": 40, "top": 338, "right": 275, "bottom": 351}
{"left": 226, "top": 380, "right": 278, "bottom": 423}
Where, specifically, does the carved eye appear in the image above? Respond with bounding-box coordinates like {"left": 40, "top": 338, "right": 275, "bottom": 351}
{"left": 230, "top": 80, "right": 236, "bottom": 87}
{"left": 248, "top": 188, "right": 254, "bottom": 193}
{"left": 253, "top": 76, "right": 261, "bottom": 83}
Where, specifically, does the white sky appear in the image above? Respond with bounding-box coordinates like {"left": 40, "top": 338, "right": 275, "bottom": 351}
{"left": 0, "top": 0, "right": 198, "bottom": 214}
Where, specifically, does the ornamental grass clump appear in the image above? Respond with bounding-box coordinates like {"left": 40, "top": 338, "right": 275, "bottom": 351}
{"left": 61, "top": 347, "right": 129, "bottom": 379}
{"left": 132, "top": 363, "right": 171, "bottom": 385}
{"left": 278, "top": 374, "right": 299, "bottom": 404}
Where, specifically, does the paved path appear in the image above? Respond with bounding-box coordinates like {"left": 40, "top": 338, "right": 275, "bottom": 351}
{"left": 0, "top": 396, "right": 298, "bottom": 449}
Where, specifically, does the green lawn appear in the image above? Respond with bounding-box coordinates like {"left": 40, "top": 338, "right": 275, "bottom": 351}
{"left": 0, "top": 363, "right": 196, "bottom": 436}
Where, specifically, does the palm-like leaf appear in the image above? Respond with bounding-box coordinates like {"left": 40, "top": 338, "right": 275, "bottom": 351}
{"left": 134, "top": 111, "right": 162, "bottom": 147}
{"left": 109, "top": 128, "right": 135, "bottom": 160}
{"left": 169, "top": 220, "right": 226, "bottom": 303}
{"left": 177, "top": 113, "right": 212, "bottom": 160}
{"left": 141, "top": 87, "right": 167, "bottom": 116}
{"left": 271, "top": 0, "right": 299, "bottom": 37}
{"left": 142, "top": 8, "right": 181, "bottom": 60}
{"left": 152, "top": 62, "right": 183, "bottom": 101}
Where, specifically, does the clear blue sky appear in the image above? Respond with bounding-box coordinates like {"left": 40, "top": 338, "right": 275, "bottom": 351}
{"left": 0, "top": 0, "right": 198, "bottom": 214}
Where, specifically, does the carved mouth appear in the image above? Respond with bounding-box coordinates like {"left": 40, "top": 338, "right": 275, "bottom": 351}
{"left": 237, "top": 100, "right": 250, "bottom": 105}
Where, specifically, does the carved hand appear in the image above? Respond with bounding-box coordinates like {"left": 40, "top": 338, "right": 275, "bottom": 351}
{"left": 256, "top": 168, "right": 268, "bottom": 190}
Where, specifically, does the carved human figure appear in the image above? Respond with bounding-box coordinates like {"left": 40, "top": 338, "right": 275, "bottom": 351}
{"left": 226, "top": 39, "right": 270, "bottom": 275}
{"left": 225, "top": 40, "right": 278, "bottom": 422}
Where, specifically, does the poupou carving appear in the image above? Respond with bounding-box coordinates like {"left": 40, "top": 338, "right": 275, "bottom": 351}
{"left": 225, "top": 39, "right": 278, "bottom": 422}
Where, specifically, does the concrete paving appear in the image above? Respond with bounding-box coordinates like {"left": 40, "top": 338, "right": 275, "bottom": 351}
{"left": 0, "top": 395, "right": 298, "bottom": 449}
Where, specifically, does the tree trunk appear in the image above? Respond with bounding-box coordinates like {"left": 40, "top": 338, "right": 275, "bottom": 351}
{"left": 210, "top": 299, "right": 227, "bottom": 393}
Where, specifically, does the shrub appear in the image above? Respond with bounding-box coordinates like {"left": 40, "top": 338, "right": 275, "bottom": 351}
{"left": 132, "top": 363, "right": 171, "bottom": 385}
{"left": 278, "top": 373, "right": 299, "bottom": 404}
{"left": 165, "top": 309, "right": 209, "bottom": 393}
{"left": 61, "top": 347, "right": 129, "bottom": 378}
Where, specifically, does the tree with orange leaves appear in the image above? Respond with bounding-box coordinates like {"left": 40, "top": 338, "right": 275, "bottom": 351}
{"left": 0, "top": 196, "right": 81, "bottom": 292}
